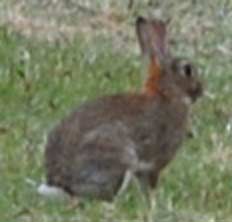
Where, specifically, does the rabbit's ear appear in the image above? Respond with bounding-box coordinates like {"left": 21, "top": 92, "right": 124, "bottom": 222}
{"left": 136, "top": 17, "right": 168, "bottom": 65}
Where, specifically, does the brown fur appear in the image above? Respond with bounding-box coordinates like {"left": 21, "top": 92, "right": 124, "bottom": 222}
{"left": 143, "top": 58, "right": 161, "bottom": 96}
{"left": 44, "top": 17, "right": 203, "bottom": 201}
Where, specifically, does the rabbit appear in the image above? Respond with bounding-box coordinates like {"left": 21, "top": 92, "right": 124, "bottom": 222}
{"left": 38, "top": 16, "right": 203, "bottom": 202}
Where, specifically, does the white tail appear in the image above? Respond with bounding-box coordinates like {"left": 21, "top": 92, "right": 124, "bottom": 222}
{"left": 37, "top": 183, "right": 69, "bottom": 200}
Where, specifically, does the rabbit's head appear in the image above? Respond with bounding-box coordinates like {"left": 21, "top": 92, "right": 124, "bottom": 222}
{"left": 136, "top": 17, "right": 202, "bottom": 103}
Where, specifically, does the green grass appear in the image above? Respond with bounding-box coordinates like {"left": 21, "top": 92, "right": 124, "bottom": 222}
{"left": 0, "top": 1, "right": 232, "bottom": 221}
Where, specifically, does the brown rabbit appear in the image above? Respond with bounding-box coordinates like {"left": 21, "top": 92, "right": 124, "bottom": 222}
{"left": 38, "top": 17, "right": 202, "bottom": 202}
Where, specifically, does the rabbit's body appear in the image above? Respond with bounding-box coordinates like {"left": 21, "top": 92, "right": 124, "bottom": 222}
{"left": 42, "top": 17, "right": 203, "bottom": 202}
{"left": 45, "top": 91, "right": 189, "bottom": 200}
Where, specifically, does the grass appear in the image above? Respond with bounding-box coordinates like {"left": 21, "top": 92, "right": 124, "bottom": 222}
{"left": 0, "top": 0, "right": 232, "bottom": 221}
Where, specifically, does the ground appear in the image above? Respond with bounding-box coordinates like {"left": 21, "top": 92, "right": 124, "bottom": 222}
{"left": 0, "top": 0, "right": 232, "bottom": 221}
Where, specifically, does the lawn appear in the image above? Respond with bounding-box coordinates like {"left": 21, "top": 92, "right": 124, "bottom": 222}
{"left": 0, "top": 0, "right": 232, "bottom": 221}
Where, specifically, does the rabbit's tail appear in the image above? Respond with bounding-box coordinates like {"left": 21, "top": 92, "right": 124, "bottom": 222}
{"left": 37, "top": 183, "right": 69, "bottom": 200}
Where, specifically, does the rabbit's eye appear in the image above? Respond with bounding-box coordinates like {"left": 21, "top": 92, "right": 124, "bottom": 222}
{"left": 183, "top": 63, "right": 192, "bottom": 77}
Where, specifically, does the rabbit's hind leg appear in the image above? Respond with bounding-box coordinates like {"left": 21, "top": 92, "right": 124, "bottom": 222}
{"left": 116, "top": 170, "right": 133, "bottom": 197}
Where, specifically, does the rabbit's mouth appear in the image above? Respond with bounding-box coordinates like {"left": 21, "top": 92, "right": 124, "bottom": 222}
{"left": 188, "top": 83, "right": 203, "bottom": 103}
